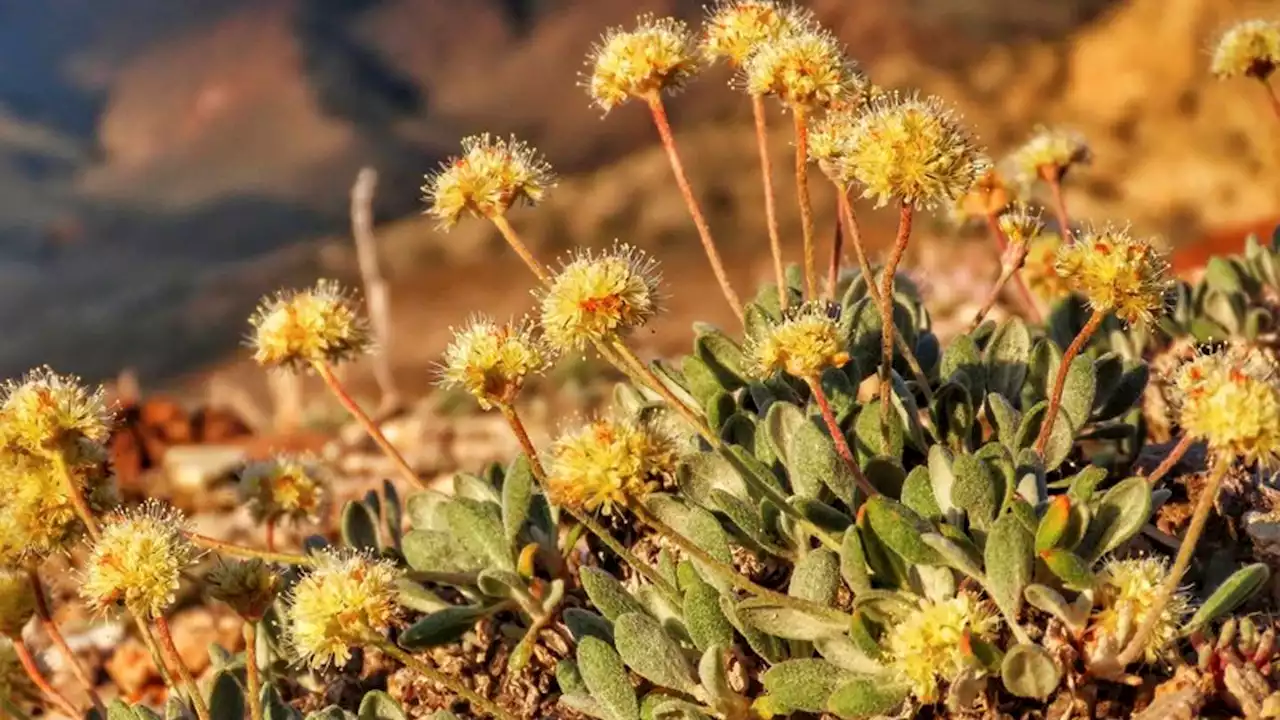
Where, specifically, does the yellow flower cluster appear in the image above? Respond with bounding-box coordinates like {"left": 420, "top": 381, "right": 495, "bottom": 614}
{"left": 1021, "top": 232, "right": 1070, "bottom": 303}
{"left": 0, "top": 445, "right": 116, "bottom": 565}
{"left": 423, "top": 134, "right": 555, "bottom": 228}
{"left": 540, "top": 245, "right": 662, "bottom": 351}
{"left": 885, "top": 593, "right": 999, "bottom": 703}
{"left": 249, "top": 280, "right": 372, "bottom": 369}
{"left": 0, "top": 569, "right": 34, "bottom": 639}
{"left": 701, "top": 0, "right": 812, "bottom": 66}
{"left": 207, "top": 559, "right": 281, "bottom": 621}
{"left": 807, "top": 108, "right": 859, "bottom": 186}
{"left": 587, "top": 15, "right": 701, "bottom": 112}
{"left": 545, "top": 416, "right": 681, "bottom": 514}
{"left": 287, "top": 551, "right": 400, "bottom": 668}
{"left": 748, "top": 303, "right": 849, "bottom": 379}
{"left": 1088, "top": 557, "right": 1189, "bottom": 664}
{"left": 1054, "top": 227, "right": 1172, "bottom": 326}
{"left": 1009, "top": 126, "right": 1090, "bottom": 184}
{"left": 743, "top": 26, "right": 860, "bottom": 110}
{"left": 1, "top": 367, "right": 111, "bottom": 455}
{"left": 439, "top": 317, "right": 552, "bottom": 409}
{"left": 1211, "top": 20, "right": 1280, "bottom": 80}
{"left": 81, "top": 501, "right": 195, "bottom": 618}
{"left": 997, "top": 203, "right": 1045, "bottom": 247}
{"left": 239, "top": 454, "right": 329, "bottom": 525}
{"left": 1175, "top": 348, "right": 1280, "bottom": 467}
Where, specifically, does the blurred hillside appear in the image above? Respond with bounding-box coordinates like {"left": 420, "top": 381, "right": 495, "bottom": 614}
{"left": 1, "top": 0, "right": 1278, "bottom": 383}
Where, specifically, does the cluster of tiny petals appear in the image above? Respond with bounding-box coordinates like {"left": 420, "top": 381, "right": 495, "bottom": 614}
{"left": 1, "top": 367, "right": 112, "bottom": 452}
{"left": 997, "top": 203, "right": 1046, "bottom": 247}
{"left": 239, "top": 454, "right": 329, "bottom": 524}
{"left": 249, "top": 280, "right": 372, "bottom": 369}
{"left": 423, "top": 134, "right": 554, "bottom": 228}
{"left": 586, "top": 15, "right": 701, "bottom": 111}
{"left": 700, "top": 0, "right": 813, "bottom": 66}
{"left": 885, "top": 593, "right": 999, "bottom": 702}
{"left": 0, "top": 450, "right": 115, "bottom": 564}
{"left": 287, "top": 550, "right": 401, "bottom": 669}
{"left": 1021, "top": 233, "right": 1070, "bottom": 302}
{"left": 807, "top": 108, "right": 859, "bottom": 186}
{"left": 1009, "top": 126, "right": 1091, "bottom": 183}
{"left": 1211, "top": 20, "right": 1280, "bottom": 80}
{"left": 1175, "top": 348, "right": 1280, "bottom": 466}
{"left": 1054, "top": 226, "right": 1172, "bottom": 326}
{"left": 749, "top": 302, "right": 849, "bottom": 379}
{"left": 439, "top": 316, "right": 552, "bottom": 409}
{"left": 843, "top": 93, "right": 989, "bottom": 209}
{"left": 1091, "top": 557, "right": 1190, "bottom": 663}
{"left": 743, "top": 26, "right": 860, "bottom": 110}
{"left": 0, "top": 568, "right": 34, "bottom": 638}
{"left": 81, "top": 501, "right": 195, "bottom": 618}
{"left": 544, "top": 415, "right": 681, "bottom": 514}
{"left": 540, "top": 244, "right": 662, "bottom": 351}
{"left": 207, "top": 559, "right": 281, "bottom": 621}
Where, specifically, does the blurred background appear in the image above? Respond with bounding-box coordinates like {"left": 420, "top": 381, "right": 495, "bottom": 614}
{"left": 2, "top": 0, "right": 1278, "bottom": 389}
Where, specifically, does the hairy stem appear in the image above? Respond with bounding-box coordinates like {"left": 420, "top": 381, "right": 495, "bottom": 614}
{"left": 12, "top": 639, "right": 80, "bottom": 718}
{"left": 244, "top": 622, "right": 264, "bottom": 720}
{"left": 806, "top": 377, "right": 878, "bottom": 499}
{"left": 878, "top": 202, "right": 915, "bottom": 444}
{"left": 313, "top": 360, "right": 426, "bottom": 490}
{"left": 826, "top": 195, "right": 844, "bottom": 300}
{"left": 186, "top": 532, "right": 315, "bottom": 566}
{"left": 983, "top": 212, "right": 1041, "bottom": 323}
{"left": 793, "top": 108, "right": 817, "bottom": 300}
{"left": 1034, "top": 309, "right": 1106, "bottom": 454}
{"left": 264, "top": 517, "right": 277, "bottom": 553}
{"left": 47, "top": 450, "right": 99, "bottom": 541}
{"left": 154, "top": 615, "right": 211, "bottom": 720}
{"left": 490, "top": 215, "right": 552, "bottom": 285}
{"left": 752, "top": 94, "right": 787, "bottom": 310}
{"left": 28, "top": 571, "right": 104, "bottom": 716}
{"left": 646, "top": 92, "right": 744, "bottom": 321}
{"left": 369, "top": 634, "right": 517, "bottom": 720}
{"left": 1043, "top": 171, "right": 1071, "bottom": 238}
{"left": 1145, "top": 434, "right": 1197, "bottom": 488}
{"left": 968, "top": 243, "right": 1031, "bottom": 331}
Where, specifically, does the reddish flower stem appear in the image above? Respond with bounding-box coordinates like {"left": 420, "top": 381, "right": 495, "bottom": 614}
{"left": 1043, "top": 171, "right": 1072, "bottom": 238}
{"left": 807, "top": 378, "right": 878, "bottom": 499}
{"left": 1035, "top": 309, "right": 1106, "bottom": 454}
{"left": 28, "top": 571, "right": 104, "bottom": 716}
{"left": 878, "top": 202, "right": 915, "bottom": 441}
{"left": 793, "top": 108, "right": 818, "bottom": 300}
{"left": 12, "top": 639, "right": 80, "bottom": 718}
{"left": 1144, "top": 434, "right": 1197, "bottom": 487}
{"left": 752, "top": 94, "right": 788, "bottom": 310}
{"left": 984, "top": 211, "right": 1042, "bottom": 323}
{"left": 313, "top": 360, "right": 427, "bottom": 490}
{"left": 491, "top": 214, "right": 552, "bottom": 285}
{"left": 826, "top": 196, "right": 844, "bottom": 301}
{"left": 154, "top": 616, "right": 210, "bottom": 720}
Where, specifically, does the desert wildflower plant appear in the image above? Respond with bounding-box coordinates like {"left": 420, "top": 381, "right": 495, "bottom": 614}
{"left": 12, "top": 6, "right": 1280, "bottom": 720}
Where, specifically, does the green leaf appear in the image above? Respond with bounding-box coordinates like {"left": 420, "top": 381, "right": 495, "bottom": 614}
{"left": 383, "top": 480, "right": 403, "bottom": 550}
{"left": 720, "top": 595, "right": 787, "bottom": 663}
{"left": 305, "top": 707, "right": 355, "bottom": 720}
{"left": 985, "top": 318, "right": 1031, "bottom": 400}
{"left": 1079, "top": 476, "right": 1152, "bottom": 562}
{"left": 863, "top": 496, "right": 942, "bottom": 565}
{"left": 695, "top": 327, "right": 749, "bottom": 391}
{"left": 578, "top": 637, "right": 640, "bottom": 720}
{"left": 683, "top": 582, "right": 733, "bottom": 652}
{"left": 557, "top": 659, "right": 589, "bottom": 696}
{"left": 262, "top": 684, "right": 302, "bottom": 720}
{"left": 1035, "top": 496, "right": 1073, "bottom": 553}
{"left": 357, "top": 691, "right": 406, "bottom": 720}
{"left": 208, "top": 671, "right": 246, "bottom": 720}
{"left": 951, "top": 454, "right": 1000, "bottom": 530}
{"left": 736, "top": 597, "right": 846, "bottom": 641}
{"left": 760, "top": 659, "right": 853, "bottom": 714}
{"left": 927, "top": 445, "right": 958, "bottom": 515}
{"left": 853, "top": 400, "right": 904, "bottom": 462}
{"left": 399, "top": 605, "right": 490, "bottom": 649}
{"left": 1184, "top": 563, "right": 1270, "bottom": 632}
{"left": 614, "top": 613, "right": 698, "bottom": 695}
{"left": 681, "top": 355, "right": 724, "bottom": 406}
{"left": 501, "top": 455, "right": 535, "bottom": 544}
{"left": 1060, "top": 356, "right": 1097, "bottom": 429}
{"left": 341, "top": 501, "right": 380, "bottom": 552}
{"left": 1015, "top": 401, "right": 1073, "bottom": 471}
{"left": 839, "top": 527, "right": 873, "bottom": 594}
{"left": 921, "top": 533, "right": 983, "bottom": 579}
{"left": 679, "top": 452, "right": 749, "bottom": 508}
{"left": 986, "top": 511, "right": 1034, "bottom": 618}
{"left": 814, "top": 635, "right": 885, "bottom": 675}
{"left": 788, "top": 419, "right": 857, "bottom": 505}
{"left": 765, "top": 401, "right": 807, "bottom": 469}
{"left": 985, "top": 393, "right": 1022, "bottom": 451}
{"left": 443, "top": 498, "right": 513, "bottom": 572}
{"left": 453, "top": 473, "right": 500, "bottom": 505}
{"left": 941, "top": 333, "right": 985, "bottom": 398}
{"left": 790, "top": 548, "right": 841, "bottom": 607}
{"left": 1000, "top": 644, "right": 1061, "bottom": 700}
{"left": 819, "top": 366, "right": 860, "bottom": 425}
{"left": 900, "top": 465, "right": 941, "bottom": 521}
{"left": 1040, "top": 549, "right": 1095, "bottom": 591}
{"left": 564, "top": 608, "right": 615, "bottom": 645}
{"left": 697, "top": 645, "right": 738, "bottom": 710}
{"left": 581, "top": 568, "right": 648, "bottom": 622}
{"left": 826, "top": 677, "right": 909, "bottom": 718}
{"left": 401, "top": 530, "right": 482, "bottom": 574}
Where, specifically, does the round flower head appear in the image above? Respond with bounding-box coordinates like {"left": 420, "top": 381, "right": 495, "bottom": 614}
{"left": 207, "top": 559, "right": 281, "bottom": 621}
{"left": 748, "top": 302, "right": 849, "bottom": 379}
{"left": 249, "top": 280, "right": 372, "bottom": 369}
{"left": 586, "top": 15, "right": 701, "bottom": 112}
{"left": 0, "top": 450, "right": 116, "bottom": 564}
{"left": 540, "top": 244, "right": 661, "bottom": 352}
{"left": 997, "top": 203, "right": 1045, "bottom": 248}
{"left": 287, "top": 550, "right": 400, "bottom": 669}
{"left": 1211, "top": 20, "right": 1280, "bottom": 80}
{"left": 1, "top": 367, "right": 111, "bottom": 455}
{"left": 439, "top": 317, "right": 552, "bottom": 409}
{"left": 0, "top": 569, "right": 34, "bottom": 638}
{"left": 700, "top": 1, "right": 813, "bottom": 66}
{"left": 1022, "top": 232, "right": 1070, "bottom": 303}
{"left": 544, "top": 415, "right": 680, "bottom": 515}
{"left": 1175, "top": 348, "right": 1280, "bottom": 467}
{"left": 1088, "top": 556, "right": 1190, "bottom": 664}
{"left": 81, "top": 501, "right": 195, "bottom": 618}
{"left": 1009, "top": 126, "right": 1090, "bottom": 184}
{"left": 808, "top": 108, "right": 859, "bottom": 186}
{"left": 238, "top": 454, "right": 329, "bottom": 525}
{"left": 885, "top": 593, "right": 999, "bottom": 703}
{"left": 955, "top": 165, "right": 1014, "bottom": 220}
{"left": 743, "top": 26, "right": 861, "bottom": 110}
{"left": 1054, "top": 226, "right": 1172, "bottom": 326}
{"left": 0, "top": 639, "right": 38, "bottom": 710}
{"left": 842, "top": 93, "right": 989, "bottom": 209}
{"left": 423, "top": 134, "right": 554, "bottom": 228}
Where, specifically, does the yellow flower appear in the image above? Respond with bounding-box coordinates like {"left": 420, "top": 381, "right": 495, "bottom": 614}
{"left": 81, "top": 501, "right": 195, "bottom": 618}
{"left": 287, "top": 551, "right": 400, "bottom": 669}
{"left": 423, "top": 134, "right": 554, "bottom": 228}
{"left": 0, "top": 639, "right": 38, "bottom": 710}
{"left": 743, "top": 26, "right": 861, "bottom": 110}
{"left": 439, "top": 317, "right": 552, "bottom": 409}
{"left": 249, "top": 280, "right": 372, "bottom": 369}
{"left": 207, "top": 559, "right": 281, "bottom": 621}
{"left": 808, "top": 108, "right": 859, "bottom": 186}
{"left": 997, "top": 203, "right": 1045, "bottom": 248}
{"left": 1088, "top": 557, "right": 1189, "bottom": 664}
{"left": 885, "top": 593, "right": 999, "bottom": 703}
{"left": 749, "top": 302, "right": 849, "bottom": 379}
{"left": 1022, "top": 232, "right": 1070, "bottom": 303}
{"left": 586, "top": 15, "right": 701, "bottom": 112}
{"left": 1054, "top": 226, "right": 1172, "bottom": 326}
{"left": 1175, "top": 348, "right": 1280, "bottom": 467}
{"left": 1211, "top": 20, "right": 1280, "bottom": 80}
{"left": 545, "top": 416, "right": 680, "bottom": 514}
{"left": 700, "top": 0, "right": 812, "bottom": 66}
{"left": 540, "top": 245, "right": 662, "bottom": 352}
{"left": 0, "top": 450, "right": 116, "bottom": 564}
{"left": 1, "top": 368, "right": 111, "bottom": 455}
{"left": 1009, "top": 126, "right": 1090, "bottom": 184}
{"left": 842, "top": 93, "right": 989, "bottom": 209}
{"left": 239, "top": 454, "right": 329, "bottom": 525}
{"left": 0, "top": 569, "right": 34, "bottom": 639}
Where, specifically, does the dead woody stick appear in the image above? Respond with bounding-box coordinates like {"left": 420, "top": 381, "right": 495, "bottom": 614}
{"left": 350, "top": 167, "right": 400, "bottom": 414}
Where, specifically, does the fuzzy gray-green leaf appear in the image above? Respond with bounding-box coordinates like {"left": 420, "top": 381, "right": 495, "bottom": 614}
{"left": 501, "top": 455, "right": 535, "bottom": 543}
{"left": 1184, "top": 563, "right": 1271, "bottom": 632}
{"left": 581, "top": 568, "right": 648, "bottom": 622}
{"left": 985, "top": 318, "right": 1031, "bottom": 400}
{"left": 578, "top": 637, "right": 640, "bottom": 720}
{"left": 614, "top": 613, "right": 699, "bottom": 695}
{"left": 1080, "top": 476, "right": 1152, "bottom": 562}
{"left": 760, "top": 659, "right": 853, "bottom": 714}
{"left": 1000, "top": 644, "right": 1061, "bottom": 700}
{"left": 840, "top": 527, "right": 872, "bottom": 594}
{"left": 1060, "top": 356, "right": 1097, "bottom": 430}
{"left": 1040, "top": 549, "right": 1095, "bottom": 591}
{"left": 789, "top": 419, "right": 856, "bottom": 504}
{"left": 341, "top": 501, "right": 380, "bottom": 552}
{"left": 901, "top": 465, "right": 942, "bottom": 521}
{"left": 695, "top": 328, "right": 748, "bottom": 391}
{"left": 790, "top": 548, "right": 841, "bottom": 607}
{"left": 401, "top": 530, "right": 482, "bottom": 574}
{"left": 951, "top": 454, "right": 1000, "bottom": 530}
{"left": 684, "top": 584, "right": 733, "bottom": 652}
{"left": 208, "top": 670, "right": 246, "bottom": 720}
{"left": 356, "top": 691, "right": 405, "bottom": 720}
{"left": 826, "top": 677, "right": 910, "bottom": 718}
{"left": 399, "top": 605, "right": 490, "bottom": 649}
{"left": 863, "top": 496, "right": 943, "bottom": 565}
{"left": 564, "top": 608, "right": 616, "bottom": 645}
{"left": 442, "top": 498, "right": 513, "bottom": 572}
{"left": 986, "top": 511, "right": 1034, "bottom": 617}
{"left": 736, "top": 598, "right": 846, "bottom": 641}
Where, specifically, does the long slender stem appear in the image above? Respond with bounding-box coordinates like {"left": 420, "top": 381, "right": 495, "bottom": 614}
{"left": 968, "top": 245, "right": 1031, "bottom": 332}
{"left": 28, "top": 571, "right": 104, "bottom": 716}
{"left": 793, "top": 108, "right": 817, "bottom": 300}
{"left": 1117, "top": 458, "right": 1231, "bottom": 666}
{"left": 1145, "top": 434, "right": 1197, "bottom": 488}
{"left": 313, "top": 360, "right": 427, "bottom": 490}
{"left": 264, "top": 518, "right": 277, "bottom": 553}
{"left": 825, "top": 196, "right": 844, "bottom": 301}
{"left": 490, "top": 215, "right": 552, "bottom": 285}
{"left": 133, "top": 614, "right": 176, "bottom": 690}
{"left": 12, "top": 639, "right": 80, "bottom": 718}
{"left": 370, "top": 634, "right": 517, "bottom": 720}
{"left": 1261, "top": 78, "right": 1280, "bottom": 124}
{"left": 1043, "top": 171, "right": 1071, "bottom": 238}
{"left": 244, "top": 622, "right": 263, "bottom": 720}
{"left": 645, "top": 92, "right": 744, "bottom": 322}
{"left": 878, "top": 202, "right": 915, "bottom": 440}
{"left": 154, "top": 616, "right": 210, "bottom": 720}
{"left": 983, "top": 212, "right": 1041, "bottom": 323}
{"left": 752, "top": 94, "right": 787, "bottom": 310}
{"left": 186, "top": 532, "right": 315, "bottom": 566}
{"left": 806, "top": 377, "right": 878, "bottom": 499}
{"left": 1034, "top": 309, "right": 1106, "bottom": 453}
{"left": 47, "top": 451, "right": 99, "bottom": 541}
